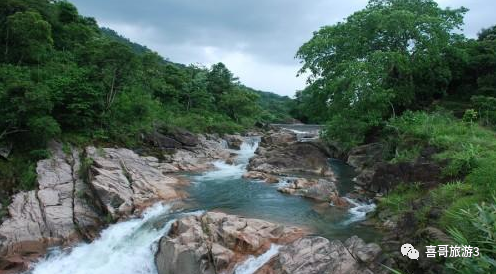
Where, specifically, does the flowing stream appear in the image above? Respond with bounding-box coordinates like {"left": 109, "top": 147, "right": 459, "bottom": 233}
{"left": 27, "top": 131, "right": 379, "bottom": 274}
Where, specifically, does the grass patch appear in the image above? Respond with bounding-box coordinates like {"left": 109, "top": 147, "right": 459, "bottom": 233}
{"left": 387, "top": 111, "right": 496, "bottom": 177}
{"left": 377, "top": 183, "right": 425, "bottom": 214}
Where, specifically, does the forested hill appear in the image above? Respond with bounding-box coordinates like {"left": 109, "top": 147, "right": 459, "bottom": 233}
{"left": 100, "top": 28, "right": 295, "bottom": 123}
{"left": 0, "top": 0, "right": 293, "bottom": 193}
{"left": 291, "top": 1, "right": 496, "bottom": 273}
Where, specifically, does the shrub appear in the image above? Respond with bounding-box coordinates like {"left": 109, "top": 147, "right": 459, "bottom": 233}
{"left": 445, "top": 197, "right": 496, "bottom": 274}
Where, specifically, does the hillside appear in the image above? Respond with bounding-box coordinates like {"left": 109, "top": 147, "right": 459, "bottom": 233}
{"left": 0, "top": 0, "right": 292, "bottom": 199}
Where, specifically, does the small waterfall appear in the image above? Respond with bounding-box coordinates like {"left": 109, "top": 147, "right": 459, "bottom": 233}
{"left": 27, "top": 205, "right": 203, "bottom": 274}
{"left": 193, "top": 137, "right": 259, "bottom": 182}
{"left": 28, "top": 203, "right": 172, "bottom": 274}
{"left": 234, "top": 136, "right": 260, "bottom": 165}
{"left": 234, "top": 244, "right": 281, "bottom": 274}
{"left": 341, "top": 198, "right": 376, "bottom": 225}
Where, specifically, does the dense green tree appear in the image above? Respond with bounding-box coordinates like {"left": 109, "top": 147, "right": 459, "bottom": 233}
{"left": 296, "top": 0, "right": 467, "bottom": 147}
{"left": 0, "top": 65, "right": 60, "bottom": 143}
{"left": 5, "top": 11, "right": 53, "bottom": 64}
{"left": 207, "top": 62, "right": 237, "bottom": 102}
{"left": 219, "top": 87, "right": 260, "bottom": 123}
{"left": 0, "top": 0, "right": 283, "bottom": 151}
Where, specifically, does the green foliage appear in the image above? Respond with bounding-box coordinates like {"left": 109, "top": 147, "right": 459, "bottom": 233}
{"left": 445, "top": 197, "right": 496, "bottom": 274}
{"left": 377, "top": 183, "right": 424, "bottom": 214}
{"left": 252, "top": 89, "right": 293, "bottom": 123}
{"left": 294, "top": 0, "right": 467, "bottom": 147}
{"left": 0, "top": 0, "right": 290, "bottom": 192}
{"left": 387, "top": 111, "right": 496, "bottom": 177}
{"left": 5, "top": 10, "right": 53, "bottom": 64}
{"left": 471, "top": 96, "right": 496, "bottom": 127}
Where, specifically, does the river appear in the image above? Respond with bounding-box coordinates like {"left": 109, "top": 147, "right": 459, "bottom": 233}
{"left": 26, "top": 132, "right": 379, "bottom": 274}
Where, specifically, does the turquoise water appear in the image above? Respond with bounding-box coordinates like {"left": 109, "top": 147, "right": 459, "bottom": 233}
{"left": 27, "top": 137, "right": 380, "bottom": 274}
{"left": 183, "top": 140, "right": 381, "bottom": 242}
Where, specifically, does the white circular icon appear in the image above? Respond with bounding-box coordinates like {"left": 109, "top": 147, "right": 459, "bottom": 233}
{"left": 401, "top": 243, "right": 419, "bottom": 260}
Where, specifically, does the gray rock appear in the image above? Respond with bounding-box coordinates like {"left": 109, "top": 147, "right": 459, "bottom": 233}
{"left": 248, "top": 142, "right": 334, "bottom": 177}
{"left": 277, "top": 178, "right": 340, "bottom": 202}
{"left": 224, "top": 134, "right": 244, "bottom": 150}
{"left": 256, "top": 236, "right": 384, "bottom": 274}
{"left": 86, "top": 147, "right": 183, "bottom": 219}
{"left": 155, "top": 212, "right": 304, "bottom": 274}
{"left": 167, "top": 134, "right": 230, "bottom": 172}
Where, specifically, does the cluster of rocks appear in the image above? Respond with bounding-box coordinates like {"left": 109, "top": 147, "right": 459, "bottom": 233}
{"left": 245, "top": 130, "right": 329, "bottom": 181}
{"left": 347, "top": 143, "right": 446, "bottom": 194}
{"left": 244, "top": 129, "right": 353, "bottom": 207}
{"left": 0, "top": 142, "right": 101, "bottom": 272}
{"left": 278, "top": 178, "right": 350, "bottom": 207}
{"left": 0, "top": 130, "right": 235, "bottom": 273}
{"left": 155, "top": 211, "right": 304, "bottom": 274}
{"left": 160, "top": 134, "right": 231, "bottom": 172}
{"left": 248, "top": 131, "right": 334, "bottom": 177}
{"left": 155, "top": 212, "right": 386, "bottom": 274}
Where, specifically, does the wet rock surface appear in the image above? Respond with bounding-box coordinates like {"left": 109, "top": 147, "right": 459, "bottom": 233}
{"left": 0, "top": 142, "right": 103, "bottom": 272}
{"left": 163, "top": 134, "right": 231, "bottom": 172}
{"left": 277, "top": 178, "right": 340, "bottom": 202}
{"left": 255, "top": 236, "right": 385, "bottom": 274}
{"left": 155, "top": 211, "right": 304, "bottom": 274}
{"left": 86, "top": 146, "right": 185, "bottom": 220}
{"left": 248, "top": 130, "right": 333, "bottom": 177}
{"left": 224, "top": 134, "right": 245, "bottom": 150}
{"left": 242, "top": 171, "right": 279, "bottom": 183}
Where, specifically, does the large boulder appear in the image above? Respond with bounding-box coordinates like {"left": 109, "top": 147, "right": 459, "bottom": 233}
{"left": 223, "top": 134, "right": 244, "bottom": 150}
{"left": 155, "top": 212, "right": 304, "bottom": 274}
{"left": 145, "top": 131, "right": 183, "bottom": 149}
{"left": 168, "top": 128, "right": 199, "bottom": 147}
{"left": 164, "top": 134, "right": 230, "bottom": 172}
{"left": 255, "top": 236, "right": 385, "bottom": 274}
{"left": 347, "top": 143, "right": 384, "bottom": 171}
{"left": 248, "top": 142, "right": 333, "bottom": 177}
{"left": 261, "top": 130, "right": 297, "bottom": 146}
{"left": 86, "top": 147, "right": 183, "bottom": 219}
{"left": 0, "top": 142, "right": 103, "bottom": 272}
{"left": 277, "top": 178, "right": 339, "bottom": 202}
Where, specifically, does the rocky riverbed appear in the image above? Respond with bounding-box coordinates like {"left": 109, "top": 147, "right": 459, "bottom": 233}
{"left": 0, "top": 126, "right": 386, "bottom": 274}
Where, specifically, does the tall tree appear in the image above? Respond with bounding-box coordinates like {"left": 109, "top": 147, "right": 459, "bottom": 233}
{"left": 296, "top": 0, "right": 467, "bottom": 147}
{"left": 5, "top": 11, "right": 53, "bottom": 64}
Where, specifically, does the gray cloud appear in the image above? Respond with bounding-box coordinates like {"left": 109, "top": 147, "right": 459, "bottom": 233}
{"left": 70, "top": 0, "right": 496, "bottom": 96}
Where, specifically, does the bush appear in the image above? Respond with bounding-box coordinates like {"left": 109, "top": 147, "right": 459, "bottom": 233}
{"left": 445, "top": 197, "right": 496, "bottom": 274}
{"left": 387, "top": 111, "right": 496, "bottom": 177}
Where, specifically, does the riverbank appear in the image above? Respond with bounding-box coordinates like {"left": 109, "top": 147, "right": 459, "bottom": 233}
{"left": 0, "top": 126, "right": 386, "bottom": 273}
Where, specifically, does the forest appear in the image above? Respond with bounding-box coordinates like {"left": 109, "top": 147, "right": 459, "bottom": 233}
{"left": 292, "top": 0, "right": 496, "bottom": 273}
{"left": 0, "top": 0, "right": 495, "bottom": 273}
{"left": 0, "top": 0, "right": 291, "bottom": 194}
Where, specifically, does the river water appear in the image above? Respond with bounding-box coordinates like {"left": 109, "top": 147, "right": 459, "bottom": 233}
{"left": 27, "top": 134, "right": 379, "bottom": 274}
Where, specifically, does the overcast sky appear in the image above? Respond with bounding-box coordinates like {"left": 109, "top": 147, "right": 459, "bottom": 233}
{"left": 71, "top": 0, "right": 495, "bottom": 97}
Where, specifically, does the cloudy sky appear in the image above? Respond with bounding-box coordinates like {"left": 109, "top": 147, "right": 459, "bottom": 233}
{"left": 71, "top": 0, "right": 495, "bottom": 97}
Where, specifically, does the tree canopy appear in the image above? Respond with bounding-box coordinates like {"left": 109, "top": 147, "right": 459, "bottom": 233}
{"left": 295, "top": 0, "right": 468, "bottom": 147}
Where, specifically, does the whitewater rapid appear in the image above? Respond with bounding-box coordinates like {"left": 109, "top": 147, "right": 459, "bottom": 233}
{"left": 29, "top": 203, "right": 172, "bottom": 274}
{"left": 193, "top": 137, "right": 259, "bottom": 181}
{"left": 26, "top": 135, "right": 377, "bottom": 274}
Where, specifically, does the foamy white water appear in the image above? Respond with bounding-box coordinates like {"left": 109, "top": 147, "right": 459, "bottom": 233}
{"left": 234, "top": 137, "right": 259, "bottom": 164}
{"left": 194, "top": 137, "right": 259, "bottom": 181}
{"left": 341, "top": 198, "right": 376, "bottom": 225}
{"left": 194, "top": 160, "right": 247, "bottom": 181}
{"left": 234, "top": 244, "right": 281, "bottom": 274}
{"left": 28, "top": 204, "right": 200, "bottom": 274}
